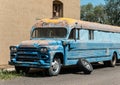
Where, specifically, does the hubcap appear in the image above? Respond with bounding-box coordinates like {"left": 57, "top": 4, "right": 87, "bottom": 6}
{"left": 51, "top": 60, "right": 59, "bottom": 72}
{"left": 82, "top": 60, "right": 91, "bottom": 70}
{"left": 112, "top": 56, "right": 116, "bottom": 65}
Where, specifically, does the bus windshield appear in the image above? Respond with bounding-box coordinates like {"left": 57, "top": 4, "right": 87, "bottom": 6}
{"left": 32, "top": 28, "right": 67, "bottom": 38}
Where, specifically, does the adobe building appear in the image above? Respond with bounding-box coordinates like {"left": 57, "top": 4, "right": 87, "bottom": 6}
{"left": 0, "top": 0, "right": 80, "bottom": 65}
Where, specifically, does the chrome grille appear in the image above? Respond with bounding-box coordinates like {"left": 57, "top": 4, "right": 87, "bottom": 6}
{"left": 16, "top": 47, "right": 40, "bottom": 62}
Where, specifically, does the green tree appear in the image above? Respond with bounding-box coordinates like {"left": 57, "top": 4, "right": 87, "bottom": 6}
{"left": 81, "top": 3, "right": 95, "bottom": 22}
{"left": 104, "top": 0, "right": 120, "bottom": 26}
{"left": 94, "top": 5, "right": 107, "bottom": 24}
{"left": 81, "top": 3, "right": 106, "bottom": 24}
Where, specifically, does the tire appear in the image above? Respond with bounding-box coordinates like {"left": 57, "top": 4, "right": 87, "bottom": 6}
{"left": 78, "top": 58, "right": 93, "bottom": 74}
{"left": 22, "top": 67, "right": 30, "bottom": 74}
{"left": 104, "top": 53, "right": 117, "bottom": 67}
{"left": 15, "top": 66, "right": 30, "bottom": 74}
{"left": 15, "top": 66, "right": 21, "bottom": 73}
{"left": 48, "top": 58, "right": 61, "bottom": 76}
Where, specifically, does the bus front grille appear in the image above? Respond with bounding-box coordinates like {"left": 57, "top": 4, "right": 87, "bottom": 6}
{"left": 16, "top": 47, "right": 40, "bottom": 62}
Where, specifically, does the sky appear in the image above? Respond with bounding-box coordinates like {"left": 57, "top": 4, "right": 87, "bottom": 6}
{"left": 81, "top": 0, "right": 105, "bottom": 6}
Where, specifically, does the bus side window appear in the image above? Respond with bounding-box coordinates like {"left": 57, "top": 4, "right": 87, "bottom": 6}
{"left": 89, "top": 30, "right": 94, "bottom": 40}
{"left": 69, "top": 29, "right": 76, "bottom": 39}
{"left": 80, "top": 29, "right": 88, "bottom": 40}
{"left": 69, "top": 28, "right": 80, "bottom": 40}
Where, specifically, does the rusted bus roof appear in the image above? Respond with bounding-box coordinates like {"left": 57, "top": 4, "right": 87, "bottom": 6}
{"left": 78, "top": 20, "right": 120, "bottom": 32}
{"left": 34, "top": 18, "right": 77, "bottom": 28}
{"left": 33, "top": 18, "right": 120, "bottom": 32}
{"left": 42, "top": 18, "right": 77, "bottom": 24}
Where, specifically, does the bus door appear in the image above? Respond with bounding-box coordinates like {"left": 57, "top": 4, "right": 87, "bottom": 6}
{"left": 66, "top": 28, "right": 80, "bottom": 65}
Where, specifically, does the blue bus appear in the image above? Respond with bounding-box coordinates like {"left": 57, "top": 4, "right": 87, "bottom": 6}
{"left": 9, "top": 18, "right": 120, "bottom": 76}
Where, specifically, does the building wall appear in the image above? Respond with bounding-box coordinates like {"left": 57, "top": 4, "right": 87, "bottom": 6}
{"left": 61, "top": 0, "right": 80, "bottom": 19}
{"left": 0, "top": 0, "right": 80, "bottom": 65}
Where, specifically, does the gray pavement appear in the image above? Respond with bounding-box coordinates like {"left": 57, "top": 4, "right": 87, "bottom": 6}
{"left": 0, "top": 64, "right": 120, "bottom": 85}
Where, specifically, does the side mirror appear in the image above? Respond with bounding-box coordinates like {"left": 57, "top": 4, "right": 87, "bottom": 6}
{"left": 62, "top": 41, "right": 68, "bottom": 47}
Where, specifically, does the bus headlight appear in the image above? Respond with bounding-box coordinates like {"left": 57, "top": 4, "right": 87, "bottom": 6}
{"left": 10, "top": 46, "right": 17, "bottom": 52}
{"left": 40, "top": 47, "right": 48, "bottom": 53}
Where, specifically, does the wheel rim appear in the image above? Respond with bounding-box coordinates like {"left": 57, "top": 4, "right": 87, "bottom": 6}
{"left": 51, "top": 60, "right": 60, "bottom": 73}
{"left": 82, "top": 60, "right": 91, "bottom": 70}
{"left": 112, "top": 55, "right": 116, "bottom": 65}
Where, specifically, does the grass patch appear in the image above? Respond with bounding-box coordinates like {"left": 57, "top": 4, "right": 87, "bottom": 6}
{"left": 0, "top": 69, "right": 22, "bottom": 80}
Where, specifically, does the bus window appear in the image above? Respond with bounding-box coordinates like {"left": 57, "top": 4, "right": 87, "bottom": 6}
{"left": 69, "top": 29, "right": 76, "bottom": 39}
{"left": 69, "top": 28, "right": 80, "bottom": 40}
{"left": 80, "top": 29, "right": 88, "bottom": 41}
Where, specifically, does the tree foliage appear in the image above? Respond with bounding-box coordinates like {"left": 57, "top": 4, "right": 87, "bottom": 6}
{"left": 81, "top": 1, "right": 120, "bottom": 26}
{"left": 81, "top": 3, "right": 106, "bottom": 24}
{"left": 104, "top": 0, "right": 120, "bottom": 26}
{"left": 81, "top": 3, "right": 94, "bottom": 22}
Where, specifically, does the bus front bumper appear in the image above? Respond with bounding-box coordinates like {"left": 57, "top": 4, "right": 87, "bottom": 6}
{"left": 9, "top": 59, "right": 50, "bottom": 68}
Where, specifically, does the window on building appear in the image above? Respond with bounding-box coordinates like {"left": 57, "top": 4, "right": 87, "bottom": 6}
{"left": 53, "top": 0, "right": 63, "bottom": 17}
{"left": 89, "top": 30, "right": 94, "bottom": 40}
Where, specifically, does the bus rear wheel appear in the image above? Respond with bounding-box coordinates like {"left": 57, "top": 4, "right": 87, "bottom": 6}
{"left": 104, "top": 53, "right": 117, "bottom": 67}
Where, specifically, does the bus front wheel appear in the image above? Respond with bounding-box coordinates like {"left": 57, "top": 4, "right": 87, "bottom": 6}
{"left": 48, "top": 58, "right": 61, "bottom": 76}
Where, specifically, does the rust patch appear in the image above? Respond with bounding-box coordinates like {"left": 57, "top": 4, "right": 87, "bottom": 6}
{"left": 33, "top": 18, "right": 120, "bottom": 32}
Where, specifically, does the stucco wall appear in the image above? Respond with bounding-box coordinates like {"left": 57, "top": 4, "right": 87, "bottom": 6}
{"left": 0, "top": 0, "right": 80, "bottom": 65}
{"left": 62, "top": 0, "right": 80, "bottom": 19}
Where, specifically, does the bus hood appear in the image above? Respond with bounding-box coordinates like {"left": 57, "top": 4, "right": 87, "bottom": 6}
{"left": 19, "top": 40, "right": 62, "bottom": 47}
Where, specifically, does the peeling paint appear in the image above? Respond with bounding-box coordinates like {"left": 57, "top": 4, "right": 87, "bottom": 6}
{"left": 34, "top": 18, "right": 120, "bottom": 32}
